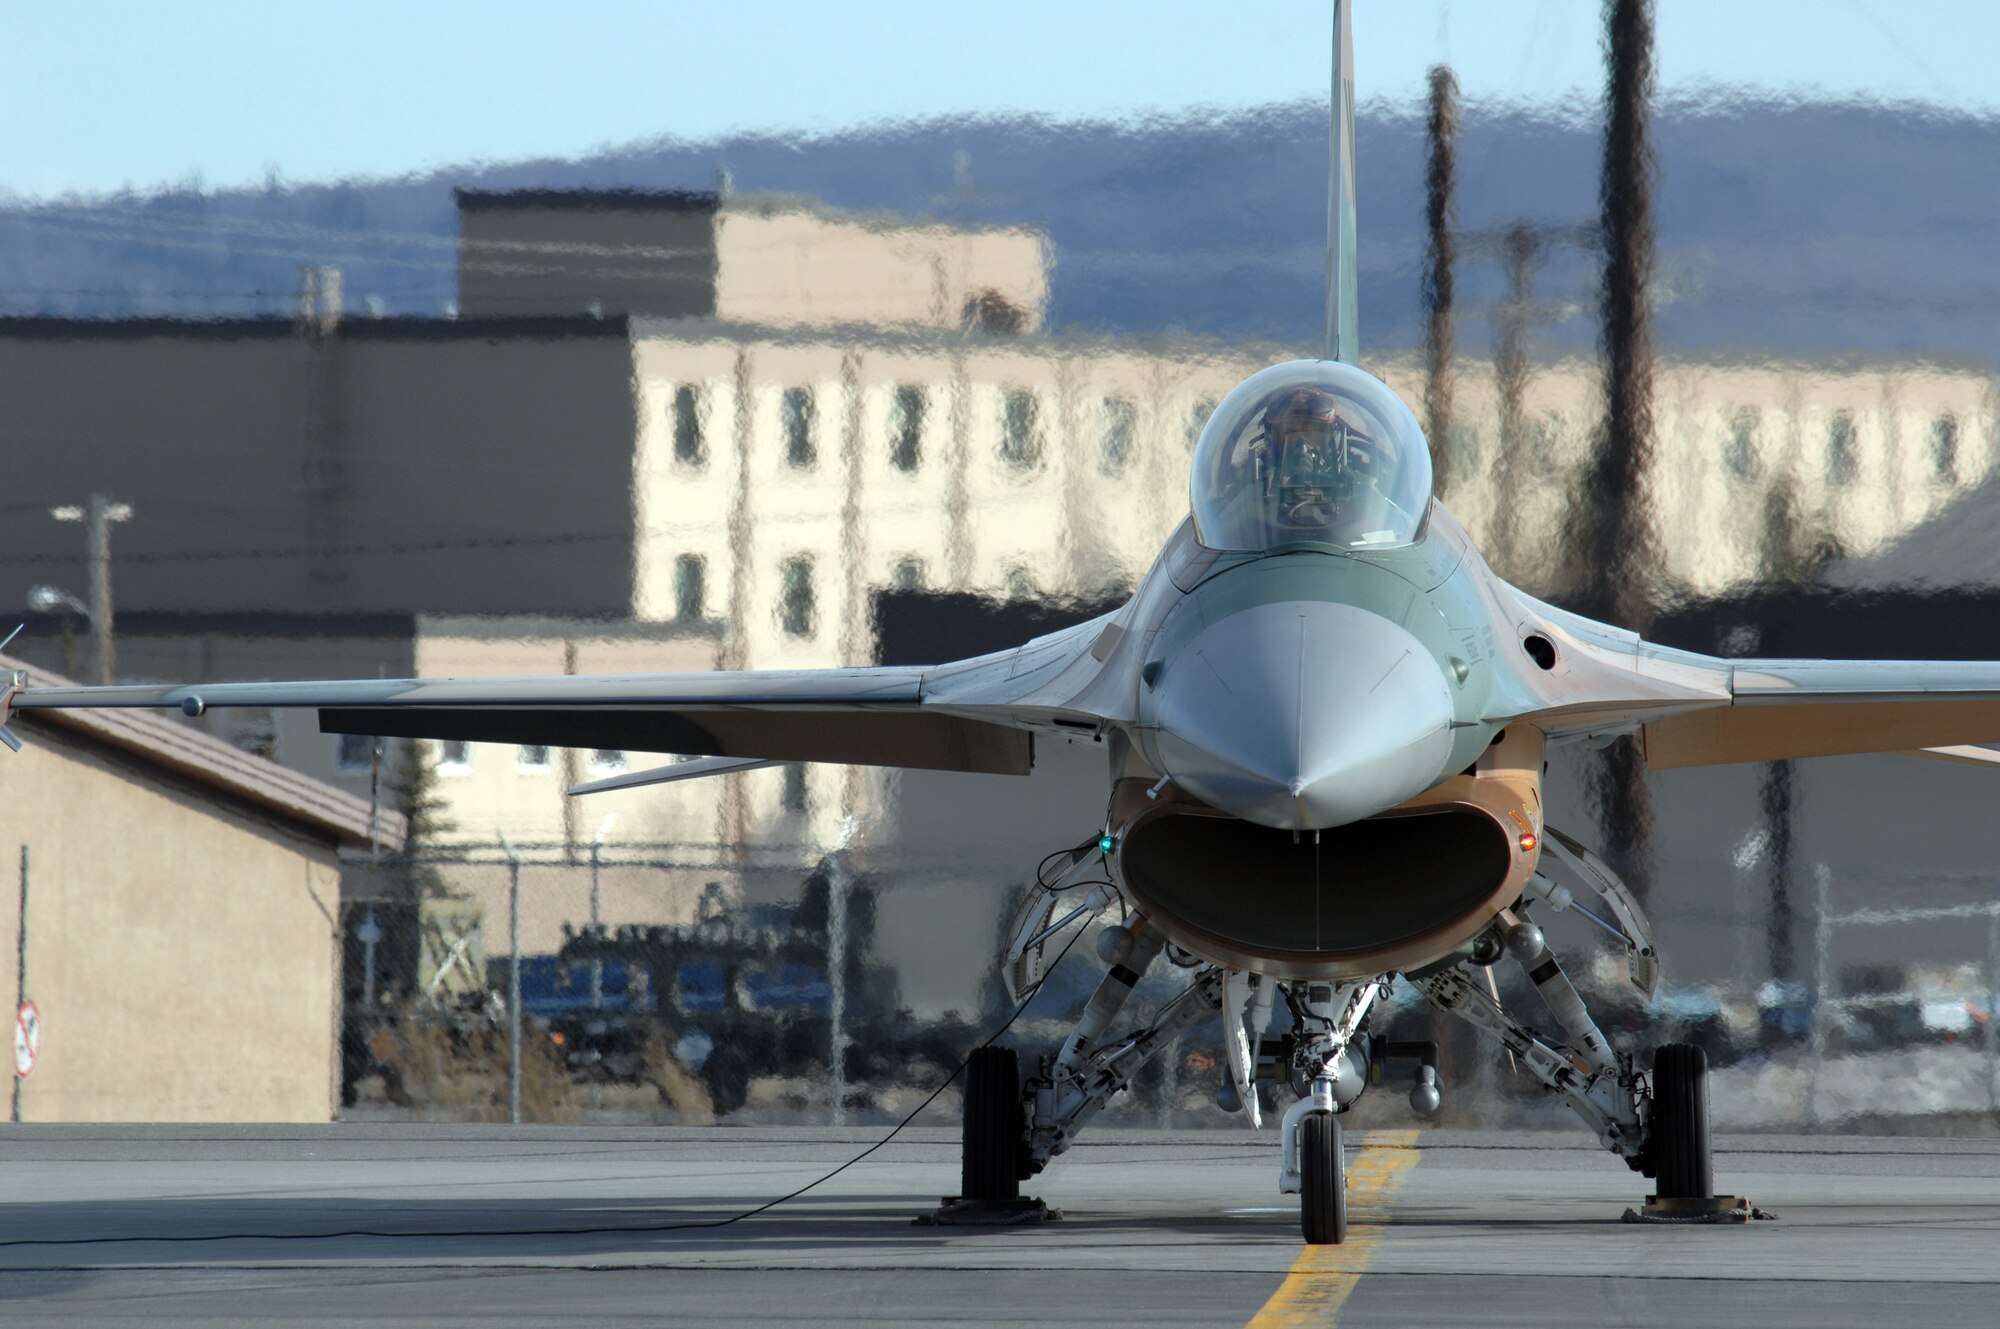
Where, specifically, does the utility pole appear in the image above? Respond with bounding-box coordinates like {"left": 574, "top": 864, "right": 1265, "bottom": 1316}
{"left": 12, "top": 846, "right": 26, "bottom": 1124}
{"left": 1579, "top": 0, "right": 1661, "bottom": 629}
{"left": 1582, "top": 0, "right": 1661, "bottom": 902}
{"left": 49, "top": 496, "right": 133, "bottom": 685}
{"left": 500, "top": 833, "right": 522, "bottom": 1125}
{"left": 590, "top": 815, "right": 615, "bottom": 1010}
{"left": 1421, "top": 64, "right": 1460, "bottom": 497}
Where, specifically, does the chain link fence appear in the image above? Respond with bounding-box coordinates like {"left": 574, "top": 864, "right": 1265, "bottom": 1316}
{"left": 335, "top": 841, "right": 1159, "bottom": 1127}
{"left": 333, "top": 838, "right": 2000, "bottom": 1133}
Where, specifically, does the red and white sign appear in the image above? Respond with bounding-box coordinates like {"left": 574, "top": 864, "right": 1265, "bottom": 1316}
{"left": 13, "top": 1000, "right": 39, "bottom": 1078}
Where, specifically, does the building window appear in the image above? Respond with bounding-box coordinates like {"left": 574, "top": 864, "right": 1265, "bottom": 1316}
{"left": 890, "top": 385, "right": 925, "bottom": 472}
{"left": 674, "top": 554, "right": 706, "bottom": 621}
{"left": 1099, "top": 397, "right": 1135, "bottom": 476}
{"left": 231, "top": 709, "right": 278, "bottom": 761}
{"left": 1826, "top": 410, "right": 1858, "bottom": 487}
{"left": 1185, "top": 398, "right": 1216, "bottom": 450}
{"left": 1000, "top": 389, "right": 1041, "bottom": 470}
{"left": 1931, "top": 413, "right": 1959, "bottom": 485}
{"left": 591, "top": 749, "right": 628, "bottom": 774}
{"left": 1525, "top": 412, "right": 1569, "bottom": 478}
{"left": 672, "top": 384, "right": 704, "bottom": 466}
{"left": 517, "top": 744, "right": 551, "bottom": 772}
{"left": 782, "top": 386, "right": 816, "bottom": 469}
{"left": 891, "top": 558, "right": 926, "bottom": 591}
{"left": 438, "top": 740, "right": 472, "bottom": 774}
{"left": 779, "top": 556, "right": 816, "bottom": 637}
{"left": 781, "top": 762, "right": 810, "bottom": 813}
{"left": 334, "top": 733, "right": 375, "bottom": 774}
{"left": 964, "top": 290, "right": 1026, "bottom": 335}
{"left": 1446, "top": 422, "right": 1481, "bottom": 470}
{"left": 1722, "top": 407, "right": 1760, "bottom": 482}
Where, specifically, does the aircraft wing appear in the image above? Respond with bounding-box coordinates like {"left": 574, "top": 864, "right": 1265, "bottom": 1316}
{"left": 1640, "top": 659, "right": 2000, "bottom": 770}
{"left": 0, "top": 614, "right": 1117, "bottom": 777}
{"left": 1495, "top": 589, "right": 2000, "bottom": 769}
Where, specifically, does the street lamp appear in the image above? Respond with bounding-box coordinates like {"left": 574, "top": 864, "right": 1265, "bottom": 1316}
{"left": 48, "top": 496, "right": 133, "bottom": 685}
{"left": 26, "top": 585, "right": 87, "bottom": 616}
{"left": 24, "top": 585, "right": 90, "bottom": 679}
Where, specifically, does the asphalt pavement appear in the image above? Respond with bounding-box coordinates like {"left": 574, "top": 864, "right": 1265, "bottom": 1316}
{"left": 1, "top": 1123, "right": 1997, "bottom": 1327}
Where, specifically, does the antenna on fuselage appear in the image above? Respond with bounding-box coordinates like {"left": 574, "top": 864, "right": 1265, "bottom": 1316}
{"left": 1323, "top": 0, "right": 1357, "bottom": 364}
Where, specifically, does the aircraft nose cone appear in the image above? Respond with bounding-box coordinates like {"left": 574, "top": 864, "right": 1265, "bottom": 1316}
{"left": 1148, "top": 601, "right": 1456, "bottom": 830}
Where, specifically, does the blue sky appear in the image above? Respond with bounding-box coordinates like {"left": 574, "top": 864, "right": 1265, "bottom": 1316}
{"left": 2, "top": 1, "right": 1987, "bottom": 200}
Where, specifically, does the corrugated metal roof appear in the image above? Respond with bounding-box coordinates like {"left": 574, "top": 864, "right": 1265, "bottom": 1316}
{"left": 3, "top": 653, "right": 407, "bottom": 850}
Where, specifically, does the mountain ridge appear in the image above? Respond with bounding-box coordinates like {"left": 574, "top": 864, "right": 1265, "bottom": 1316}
{"left": 4, "top": 96, "right": 1998, "bottom": 358}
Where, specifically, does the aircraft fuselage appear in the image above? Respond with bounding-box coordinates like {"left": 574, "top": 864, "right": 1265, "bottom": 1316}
{"left": 1102, "top": 511, "right": 1547, "bottom": 980}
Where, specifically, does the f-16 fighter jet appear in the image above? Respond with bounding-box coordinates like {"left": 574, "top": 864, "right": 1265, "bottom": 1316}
{"left": 6, "top": 3, "right": 1992, "bottom": 1243}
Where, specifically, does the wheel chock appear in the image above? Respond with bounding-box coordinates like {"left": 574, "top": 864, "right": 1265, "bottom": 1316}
{"left": 916, "top": 1196, "right": 1063, "bottom": 1226}
{"left": 1621, "top": 1194, "right": 1774, "bottom": 1224}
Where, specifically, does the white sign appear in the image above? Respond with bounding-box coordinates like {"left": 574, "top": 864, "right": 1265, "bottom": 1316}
{"left": 13, "top": 1000, "right": 39, "bottom": 1078}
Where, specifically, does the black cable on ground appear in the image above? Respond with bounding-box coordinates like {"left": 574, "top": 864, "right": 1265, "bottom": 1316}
{"left": 1035, "top": 835, "right": 1099, "bottom": 891}
{"left": 0, "top": 928, "right": 1089, "bottom": 1249}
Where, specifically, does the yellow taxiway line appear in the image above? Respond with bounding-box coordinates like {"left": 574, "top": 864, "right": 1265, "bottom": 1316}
{"left": 1244, "top": 1128, "right": 1422, "bottom": 1328}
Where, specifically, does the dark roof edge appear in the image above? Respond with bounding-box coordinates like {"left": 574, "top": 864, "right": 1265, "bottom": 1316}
{"left": 455, "top": 187, "right": 720, "bottom": 213}
{"left": 97, "top": 611, "right": 420, "bottom": 638}
{"left": 0, "top": 314, "right": 632, "bottom": 341}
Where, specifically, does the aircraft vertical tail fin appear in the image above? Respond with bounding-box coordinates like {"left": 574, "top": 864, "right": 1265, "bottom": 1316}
{"left": 1324, "top": 0, "right": 1358, "bottom": 363}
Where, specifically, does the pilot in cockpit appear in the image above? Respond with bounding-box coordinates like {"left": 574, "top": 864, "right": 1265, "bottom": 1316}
{"left": 1255, "top": 386, "right": 1387, "bottom": 540}
{"left": 1190, "top": 359, "right": 1431, "bottom": 554}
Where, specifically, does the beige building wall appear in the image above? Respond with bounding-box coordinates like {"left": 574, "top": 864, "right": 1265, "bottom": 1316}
{"left": 415, "top": 617, "right": 725, "bottom": 855}
{"left": 716, "top": 202, "right": 1048, "bottom": 333}
{"left": 410, "top": 620, "right": 795, "bottom": 955}
{"left": 0, "top": 721, "right": 346, "bottom": 1122}
{"left": 1370, "top": 355, "right": 1996, "bottom": 598}
{"left": 628, "top": 324, "right": 1258, "bottom": 850}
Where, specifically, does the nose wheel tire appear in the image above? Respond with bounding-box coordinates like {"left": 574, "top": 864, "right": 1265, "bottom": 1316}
{"left": 961, "top": 1046, "right": 1026, "bottom": 1203}
{"left": 1650, "top": 1043, "right": 1714, "bottom": 1200}
{"left": 1300, "top": 1111, "right": 1348, "bottom": 1244}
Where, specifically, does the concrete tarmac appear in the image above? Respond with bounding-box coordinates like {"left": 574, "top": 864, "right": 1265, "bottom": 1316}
{"left": 1, "top": 1124, "right": 1997, "bottom": 1327}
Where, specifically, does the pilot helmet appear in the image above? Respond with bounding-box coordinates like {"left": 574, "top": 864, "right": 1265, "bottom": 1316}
{"left": 1263, "top": 386, "right": 1360, "bottom": 518}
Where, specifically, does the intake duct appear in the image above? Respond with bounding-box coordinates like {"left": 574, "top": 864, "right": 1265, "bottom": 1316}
{"left": 1119, "top": 805, "right": 1510, "bottom": 975}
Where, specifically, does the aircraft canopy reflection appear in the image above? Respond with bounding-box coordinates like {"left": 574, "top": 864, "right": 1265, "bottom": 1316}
{"left": 1190, "top": 359, "right": 1433, "bottom": 554}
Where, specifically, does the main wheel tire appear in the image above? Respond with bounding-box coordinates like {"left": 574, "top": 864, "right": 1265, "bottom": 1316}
{"left": 1300, "top": 1112, "right": 1348, "bottom": 1245}
{"left": 1651, "top": 1043, "right": 1714, "bottom": 1199}
{"left": 961, "top": 1046, "right": 1024, "bottom": 1203}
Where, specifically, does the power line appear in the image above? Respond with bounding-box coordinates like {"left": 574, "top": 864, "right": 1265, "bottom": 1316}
{"left": 0, "top": 528, "right": 631, "bottom": 568}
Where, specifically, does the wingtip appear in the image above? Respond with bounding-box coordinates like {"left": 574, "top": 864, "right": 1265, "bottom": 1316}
{"left": 0, "top": 669, "right": 21, "bottom": 753}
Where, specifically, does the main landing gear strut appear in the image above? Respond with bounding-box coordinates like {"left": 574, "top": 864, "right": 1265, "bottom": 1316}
{"left": 946, "top": 842, "right": 1753, "bottom": 1236}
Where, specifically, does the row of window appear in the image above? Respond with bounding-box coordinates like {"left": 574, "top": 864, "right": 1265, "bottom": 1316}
{"left": 668, "top": 383, "right": 1212, "bottom": 478}
{"left": 1720, "top": 408, "right": 1962, "bottom": 488}
{"left": 334, "top": 733, "right": 602, "bottom": 776}
{"left": 666, "top": 551, "right": 1062, "bottom": 631}
{"left": 1430, "top": 410, "right": 1965, "bottom": 492}
{"left": 335, "top": 734, "right": 813, "bottom": 811}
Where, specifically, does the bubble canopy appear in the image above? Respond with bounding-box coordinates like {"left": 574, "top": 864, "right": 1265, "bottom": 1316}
{"left": 1190, "top": 360, "right": 1434, "bottom": 554}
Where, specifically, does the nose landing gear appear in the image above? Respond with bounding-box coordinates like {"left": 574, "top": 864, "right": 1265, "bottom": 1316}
{"left": 1273, "top": 980, "right": 1386, "bottom": 1244}
{"left": 1299, "top": 1110, "right": 1347, "bottom": 1245}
